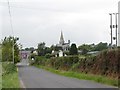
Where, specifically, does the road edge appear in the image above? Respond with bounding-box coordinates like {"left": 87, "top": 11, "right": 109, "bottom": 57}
{"left": 17, "top": 67, "right": 26, "bottom": 89}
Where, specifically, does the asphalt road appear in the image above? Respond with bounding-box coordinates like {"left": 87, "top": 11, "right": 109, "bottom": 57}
{"left": 18, "top": 63, "right": 117, "bottom": 88}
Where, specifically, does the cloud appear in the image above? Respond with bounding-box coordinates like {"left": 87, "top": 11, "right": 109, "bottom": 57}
{"left": 0, "top": 0, "right": 119, "bottom": 48}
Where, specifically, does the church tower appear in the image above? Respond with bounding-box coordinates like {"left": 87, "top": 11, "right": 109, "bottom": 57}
{"left": 59, "top": 31, "right": 64, "bottom": 45}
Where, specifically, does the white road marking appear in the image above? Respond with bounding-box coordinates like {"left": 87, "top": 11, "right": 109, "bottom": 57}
{"left": 19, "top": 78, "right": 26, "bottom": 89}
{"left": 18, "top": 68, "right": 26, "bottom": 89}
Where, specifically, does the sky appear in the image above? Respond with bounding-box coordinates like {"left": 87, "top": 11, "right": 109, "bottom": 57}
{"left": 0, "top": 0, "right": 119, "bottom": 48}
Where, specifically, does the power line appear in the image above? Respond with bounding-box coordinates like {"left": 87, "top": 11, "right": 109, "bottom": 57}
{"left": 7, "top": 0, "right": 14, "bottom": 36}
{"left": 0, "top": 2, "right": 60, "bottom": 12}
{"left": 0, "top": 2, "right": 43, "bottom": 10}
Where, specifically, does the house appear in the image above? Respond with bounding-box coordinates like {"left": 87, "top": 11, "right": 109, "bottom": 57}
{"left": 33, "top": 50, "right": 38, "bottom": 55}
{"left": 52, "top": 50, "right": 67, "bottom": 57}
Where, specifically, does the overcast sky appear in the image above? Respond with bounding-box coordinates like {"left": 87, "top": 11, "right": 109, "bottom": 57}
{"left": 0, "top": 0, "right": 119, "bottom": 48}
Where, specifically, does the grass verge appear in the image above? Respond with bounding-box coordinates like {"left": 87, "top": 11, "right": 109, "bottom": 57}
{"left": 2, "top": 71, "right": 20, "bottom": 88}
{"left": 34, "top": 64, "right": 118, "bottom": 87}
{"left": 2, "top": 62, "right": 20, "bottom": 88}
{"left": 0, "top": 62, "right": 2, "bottom": 89}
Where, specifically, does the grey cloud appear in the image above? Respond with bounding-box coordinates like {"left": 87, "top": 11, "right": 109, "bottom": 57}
{"left": 0, "top": 0, "right": 119, "bottom": 48}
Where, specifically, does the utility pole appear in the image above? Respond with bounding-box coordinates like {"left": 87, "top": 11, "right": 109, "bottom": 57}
{"left": 109, "top": 13, "right": 119, "bottom": 47}
{"left": 113, "top": 13, "right": 119, "bottom": 47}
{"left": 7, "top": 0, "right": 14, "bottom": 64}
{"left": 109, "top": 13, "right": 113, "bottom": 47}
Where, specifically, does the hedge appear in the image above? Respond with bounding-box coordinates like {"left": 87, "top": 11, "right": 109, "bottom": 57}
{"left": 33, "top": 48, "right": 119, "bottom": 79}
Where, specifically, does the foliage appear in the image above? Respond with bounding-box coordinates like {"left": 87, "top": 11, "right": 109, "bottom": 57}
{"left": 38, "top": 42, "right": 46, "bottom": 56}
{"left": 25, "top": 47, "right": 35, "bottom": 52}
{"left": 32, "top": 56, "right": 47, "bottom": 65}
{"left": 33, "top": 55, "right": 79, "bottom": 70}
{"left": 2, "top": 62, "right": 16, "bottom": 76}
{"left": 64, "top": 51, "right": 70, "bottom": 55}
{"left": 0, "top": 46, "right": 2, "bottom": 62}
{"left": 92, "top": 48, "right": 119, "bottom": 78}
{"left": 37, "top": 42, "right": 52, "bottom": 56}
{"left": 2, "top": 73, "right": 20, "bottom": 88}
{"left": 78, "top": 42, "right": 108, "bottom": 55}
{"left": 2, "top": 63, "right": 20, "bottom": 88}
{"left": 69, "top": 43, "right": 78, "bottom": 55}
{"left": 94, "top": 42, "right": 108, "bottom": 51}
{"left": 44, "top": 47, "right": 52, "bottom": 54}
{"left": 50, "top": 45, "right": 63, "bottom": 51}
{"left": 33, "top": 48, "right": 119, "bottom": 79}
{"left": 2, "top": 36, "right": 20, "bottom": 63}
{"left": 45, "top": 53, "right": 53, "bottom": 58}
{"left": 78, "top": 44, "right": 92, "bottom": 55}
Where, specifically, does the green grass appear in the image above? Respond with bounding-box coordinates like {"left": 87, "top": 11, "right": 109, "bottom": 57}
{"left": 2, "top": 62, "right": 20, "bottom": 88}
{"left": 0, "top": 62, "right": 2, "bottom": 89}
{"left": 0, "top": 47, "right": 1, "bottom": 89}
{"left": 34, "top": 64, "right": 118, "bottom": 87}
{"left": 2, "top": 72, "right": 20, "bottom": 88}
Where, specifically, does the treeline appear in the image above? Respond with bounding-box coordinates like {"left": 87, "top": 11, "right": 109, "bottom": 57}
{"left": 78, "top": 42, "right": 108, "bottom": 55}
{"left": 1, "top": 36, "right": 20, "bottom": 63}
{"left": 26, "top": 42, "right": 109, "bottom": 57}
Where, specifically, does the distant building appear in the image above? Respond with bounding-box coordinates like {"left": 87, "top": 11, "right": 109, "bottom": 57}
{"left": 33, "top": 50, "right": 38, "bottom": 55}
{"left": 52, "top": 31, "right": 70, "bottom": 57}
{"left": 56, "top": 31, "right": 70, "bottom": 51}
{"left": 87, "top": 51, "right": 99, "bottom": 56}
{"left": 118, "top": 1, "right": 120, "bottom": 46}
{"left": 19, "top": 50, "right": 31, "bottom": 59}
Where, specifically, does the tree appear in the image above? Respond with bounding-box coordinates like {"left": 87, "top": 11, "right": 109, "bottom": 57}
{"left": 69, "top": 43, "right": 78, "bottom": 55}
{"left": 50, "top": 45, "right": 62, "bottom": 51}
{"left": 2, "top": 36, "right": 20, "bottom": 63}
{"left": 37, "top": 42, "right": 46, "bottom": 56}
{"left": 24, "top": 47, "right": 35, "bottom": 53}
{"left": 78, "top": 44, "right": 92, "bottom": 55}
{"left": 94, "top": 42, "right": 108, "bottom": 51}
{"left": 25, "top": 48, "right": 29, "bottom": 51}
{"left": 44, "top": 47, "right": 52, "bottom": 54}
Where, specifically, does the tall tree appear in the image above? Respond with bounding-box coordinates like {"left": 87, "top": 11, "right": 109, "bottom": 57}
{"left": 2, "top": 36, "right": 20, "bottom": 63}
{"left": 69, "top": 43, "right": 78, "bottom": 55}
{"left": 37, "top": 42, "right": 46, "bottom": 56}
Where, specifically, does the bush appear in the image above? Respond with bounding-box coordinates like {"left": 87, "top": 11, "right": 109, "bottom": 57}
{"left": 33, "top": 56, "right": 47, "bottom": 65}
{"left": 2, "top": 62, "right": 16, "bottom": 76}
{"left": 91, "top": 49, "right": 119, "bottom": 78}
{"left": 45, "top": 53, "right": 53, "bottom": 58}
{"left": 46, "top": 55, "right": 79, "bottom": 70}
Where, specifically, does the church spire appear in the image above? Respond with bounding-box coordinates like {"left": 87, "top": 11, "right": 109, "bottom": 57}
{"left": 59, "top": 31, "right": 64, "bottom": 45}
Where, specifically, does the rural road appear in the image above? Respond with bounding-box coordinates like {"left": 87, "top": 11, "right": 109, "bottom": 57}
{"left": 17, "top": 59, "right": 118, "bottom": 89}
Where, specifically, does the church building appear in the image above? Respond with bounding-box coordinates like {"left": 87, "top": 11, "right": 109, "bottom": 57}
{"left": 56, "top": 31, "right": 70, "bottom": 51}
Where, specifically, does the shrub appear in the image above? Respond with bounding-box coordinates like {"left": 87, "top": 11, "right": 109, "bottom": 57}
{"left": 45, "top": 53, "right": 53, "bottom": 58}
{"left": 34, "top": 48, "right": 119, "bottom": 79}
{"left": 2, "top": 62, "right": 16, "bottom": 76}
